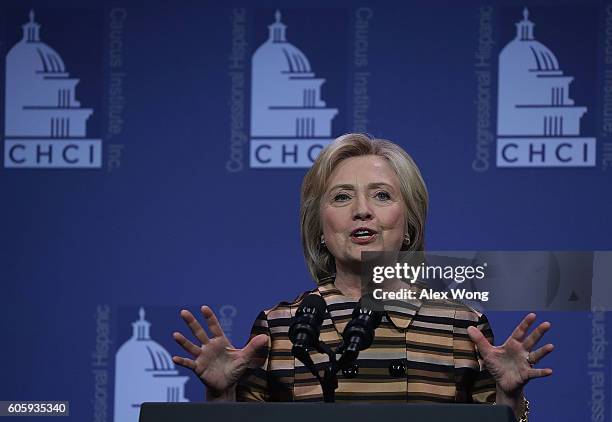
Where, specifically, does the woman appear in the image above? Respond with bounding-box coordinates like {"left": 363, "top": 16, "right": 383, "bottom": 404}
{"left": 172, "top": 133, "right": 553, "bottom": 421}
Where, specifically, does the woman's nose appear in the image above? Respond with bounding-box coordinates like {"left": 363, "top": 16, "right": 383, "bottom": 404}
{"left": 352, "top": 195, "right": 373, "bottom": 220}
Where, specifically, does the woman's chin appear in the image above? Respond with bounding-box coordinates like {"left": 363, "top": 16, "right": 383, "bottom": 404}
{"left": 350, "top": 245, "right": 386, "bottom": 260}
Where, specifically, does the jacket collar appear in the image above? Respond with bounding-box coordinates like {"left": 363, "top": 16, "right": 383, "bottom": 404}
{"left": 315, "top": 276, "right": 422, "bottom": 331}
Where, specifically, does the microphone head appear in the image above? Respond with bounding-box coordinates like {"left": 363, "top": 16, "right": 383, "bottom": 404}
{"left": 352, "top": 297, "right": 383, "bottom": 326}
{"left": 298, "top": 294, "right": 327, "bottom": 318}
{"left": 289, "top": 294, "right": 327, "bottom": 349}
{"left": 343, "top": 299, "right": 382, "bottom": 351}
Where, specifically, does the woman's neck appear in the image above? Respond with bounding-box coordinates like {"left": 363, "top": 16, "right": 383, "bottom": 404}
{"left": 333, "top": 263, "right": 362, "bottom": 299}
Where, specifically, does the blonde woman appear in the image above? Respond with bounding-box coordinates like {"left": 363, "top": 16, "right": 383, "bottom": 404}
{"left": 173, "top": 134, "right": 552, "bottom": 421}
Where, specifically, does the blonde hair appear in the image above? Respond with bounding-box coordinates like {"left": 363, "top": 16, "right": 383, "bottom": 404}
{"left": 300, "top": 133, "right": 429, "bottom": 282}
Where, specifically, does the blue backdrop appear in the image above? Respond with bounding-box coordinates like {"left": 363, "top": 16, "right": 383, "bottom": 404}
{"left": 1, "top": 1, "right": 611, "bottom": 421}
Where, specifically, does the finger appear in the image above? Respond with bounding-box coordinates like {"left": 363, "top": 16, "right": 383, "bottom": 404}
{"left": 201, "top": 306, "right": 224, "bottom": 338}
{"left": 180, "top": 309, "right": 209, "bottom": 345}
{"left": 172, "top": 331, "right": 201, "bottom": 357}
{"left": 529, "top": 343, "right": 554, "bottom": 364}
{"left": 528, "top": 367, "right": 553, "bottom": 379}
{"left": 242, "top": 334, "right": 269, "bottom": 359}
{"left": 510, "top": 313, "right": 537, "bottom": 341}
{"left": 172, "top": 355, "right": 196, "bottom": 370}
{"left": 523, "top": 322, "right": 551, "bottom": 350}
{"left": 242, "top": 334, "right": 269, "bottom": 368}
{"left": 467, "top": 326, "right": 493, "bottom": 356}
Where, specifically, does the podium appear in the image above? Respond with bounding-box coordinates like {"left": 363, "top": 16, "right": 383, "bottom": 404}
{"left": 139, "top": 402, "right": 516, "bottom": 422}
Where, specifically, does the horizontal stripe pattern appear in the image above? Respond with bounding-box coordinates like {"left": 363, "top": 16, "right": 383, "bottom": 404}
{"left": 236, "top": 278, "right": 496, "bottom": 403}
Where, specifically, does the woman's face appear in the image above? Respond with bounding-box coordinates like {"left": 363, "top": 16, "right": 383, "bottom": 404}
{"left": 320, "top": 155, "right": 406, "bottom": 271}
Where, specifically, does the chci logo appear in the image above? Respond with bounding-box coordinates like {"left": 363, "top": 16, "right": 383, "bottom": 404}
{"left": 497, "top": 8, "right": 596, "bottom": 167}
{"left": 3, "top": 10, "right": 102, "bottom": 169}
{"left": 250, "top": 10, "right": 339, "bottom": 168}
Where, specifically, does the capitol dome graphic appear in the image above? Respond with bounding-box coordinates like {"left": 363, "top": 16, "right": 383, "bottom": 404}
{"left": 250, "top": 10, "right": 338, "bottom": 168}
{"left": 496, "top": 8, "right": 595, "bottom": 167}
{"left": 3, "top": 10, "right": 102, "bottom": 168}
{"left": 114, "top": 308, "right": 189, "bottom": 422}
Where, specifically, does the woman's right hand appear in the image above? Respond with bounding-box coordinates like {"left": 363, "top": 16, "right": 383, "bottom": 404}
{"left": 172, "top": 305, "right": 269, "bottom": 399}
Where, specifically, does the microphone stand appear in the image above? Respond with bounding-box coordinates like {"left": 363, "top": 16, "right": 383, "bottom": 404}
{"left": 298, "top": 340, "right": 355, "bottom": 403}
{"left": 316, "top": 341, "right": 338, "bottom": 403}
{"left": 291, "top": 299, "right": 380, "bottom": 402}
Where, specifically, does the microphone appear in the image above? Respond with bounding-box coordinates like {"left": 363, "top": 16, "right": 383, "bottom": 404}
{"left": 338, "top": 298, "right": 382, "bottom": 368}
{"left": 289, "top": 294, "right": 327, "bottom": 361}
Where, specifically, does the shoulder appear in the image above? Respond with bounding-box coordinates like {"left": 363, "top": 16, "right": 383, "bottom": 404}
{"left": 252, "top": 286, "right": 319, "bottom": 325}
{"left": 416, "top": 295, "right": 494, "bottom": 343}
{"left": 415, "top": 287, "right": 490, "bottom": 328}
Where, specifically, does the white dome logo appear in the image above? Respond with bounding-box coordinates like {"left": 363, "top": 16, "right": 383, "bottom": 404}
{"left": 3, "top": 10, "right": 102, "bottom": 169}
{"left": 114, "top": 307, "right": 189, "bottom": 422}
{"left": 250, "top": 10, "right": 339, "bottom": 168}
{"left": 496, "top": 8, "right": 596, "bottom": 167}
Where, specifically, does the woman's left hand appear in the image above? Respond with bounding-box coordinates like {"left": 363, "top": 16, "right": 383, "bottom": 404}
{"left": 467, "top": 313, "right": 554, "bottom": 398}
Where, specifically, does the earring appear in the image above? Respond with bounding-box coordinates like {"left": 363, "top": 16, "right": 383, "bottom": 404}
{"left": 403, "top": 233, "right": 411, "bottom": 245}
{"left": 320, "top": 236, "right": 326, "bottom": 247}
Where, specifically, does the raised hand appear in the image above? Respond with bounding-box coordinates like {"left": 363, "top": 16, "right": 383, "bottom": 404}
{"left": 467, "top": 313, "right": 554, "bottom": 397}
{"left": 172, "top": 306, "right": 268, "bottom": 398}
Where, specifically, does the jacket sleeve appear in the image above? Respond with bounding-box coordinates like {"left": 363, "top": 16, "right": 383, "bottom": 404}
{"left": 236, "top": 310, "right": 272, "bottom": 402}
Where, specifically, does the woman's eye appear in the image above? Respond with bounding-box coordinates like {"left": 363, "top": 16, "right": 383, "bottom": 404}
{"left": 333, "top": 193, "right": 351, "bottom": 202}
{"left": 375, "top": 191, "right": 391, "bottom": 201}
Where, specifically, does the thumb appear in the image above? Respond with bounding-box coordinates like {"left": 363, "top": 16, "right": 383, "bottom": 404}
{"left": 467, "top": 325, "right": 492, "bottom": 356}
{"left": 242, "top": 334, "right": 269, "bottom": 362}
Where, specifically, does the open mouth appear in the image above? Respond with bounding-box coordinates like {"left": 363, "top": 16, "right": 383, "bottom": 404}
{"left": 350, "top": 227, "right": 378, "bottom": 244}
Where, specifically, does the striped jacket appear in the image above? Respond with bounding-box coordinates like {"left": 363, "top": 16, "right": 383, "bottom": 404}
{"left": 236, "top": 277, "right": 496, "bottom": 403}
